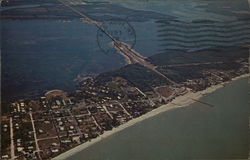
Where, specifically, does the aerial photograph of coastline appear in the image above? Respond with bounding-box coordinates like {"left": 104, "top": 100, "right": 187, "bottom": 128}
{"left": 1, "top": 0, "right": 250, "bottom": 159}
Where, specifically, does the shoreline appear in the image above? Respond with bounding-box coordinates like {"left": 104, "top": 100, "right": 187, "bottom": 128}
{"left": 52, "top": 73, "right": 249, "bottom": 160}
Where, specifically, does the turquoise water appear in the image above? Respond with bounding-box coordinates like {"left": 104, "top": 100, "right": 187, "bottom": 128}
{"left": 67, "top": 77, "right": 250, "bottom": 160}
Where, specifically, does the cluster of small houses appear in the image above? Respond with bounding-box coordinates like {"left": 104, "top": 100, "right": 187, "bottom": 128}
{"left": 2, "top": 81, "right": 173, "bottom": 159}
{"left": 78, "top": 83, "right": 125, "bottom": 104}
{"left": 12, "top": 102, "right": 27, "bottom": 113}
{"left": 3, "top": 124, "right": 8, "bottom": 132}
{"left": 40, "top": 96, "right": 74, "bottom": 109}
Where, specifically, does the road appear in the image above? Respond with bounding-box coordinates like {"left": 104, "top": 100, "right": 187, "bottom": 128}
{"left": 29, "top": 112, "right": 42, "bottom": 159}
{"left": 67, "top": 109, "right": 84, "bottom": 139}
{"left": 57, "top": 0, "right": 100, "bottom": 25}
{"left": 116, "top": 101, "right": 133, "bottom": 118}
{"left": 135, "top": 87, "right": 147, "bottom": 97}
{"left": 87, "top": 109, "right": 102, "bottom": 131}
{"left": 10, "top": 117, "right": 15, "bottom": 160}
{"left": 162, "top": 61, "right": 224, "bottom": 67}
{"left": 113, "top": 41, "right": 177, "bottom": 85}
{"left": 57, "top": 0, "right": 177, "bottom": 86}
{"left": 102, "top": 105, "right": 114, "bottom": 119}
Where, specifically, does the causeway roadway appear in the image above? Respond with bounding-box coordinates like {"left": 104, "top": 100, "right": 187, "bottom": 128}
{"left": 57, "top": 0, "right": 177, "bottom": 85}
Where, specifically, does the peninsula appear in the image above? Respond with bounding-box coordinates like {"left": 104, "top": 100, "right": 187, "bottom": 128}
{"left": 1, "top": 0, "right": 250, "bottom": 159}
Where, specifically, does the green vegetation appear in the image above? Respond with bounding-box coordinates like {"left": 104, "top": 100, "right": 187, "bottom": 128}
{"left": 148, "top": 46, "right": 249, "bottom": 66}
{"left": 1, "top": 121, "right": 11, "bottom": 154}
{"left": 96, "top": 64, "right": 169, "bottom": 91}
{"left": 1, "top": 102, "right": 12, "bottom": 116}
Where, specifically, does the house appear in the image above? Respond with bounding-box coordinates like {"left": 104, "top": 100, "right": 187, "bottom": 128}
{"left": 84, "top": 133, "right": 89, "bottom": 138}
{"left": 51, "top": 148, "right": 59, "bottom": 153}
{"left": 72, "top": 136, "right": 80, "bottom": 142}
{"left": 40, "top": 97, "right": 46, "bottom": 100}
{"left": 59, "top": 127, "right": 65, "bottom": 131}
{"left": 1, "top": 155, "right": 9, "bottom": 159}
{"left": 17, "top": 142, "right": 22, "bottom": 147}
{"left": 44, "top": 121, "right": 50, "bottom": 124}
{"left": 52, "top": 143, "right": 58, "bottom": 146}
{"left": 51, "top": 105, "right": 59, "bottom": 109}
{"left": 27, "top": 146, "right": 34, "bottom": 150}
{"left": 17, "top": 147, "right": 24, "bottom": 152}
{"left": 56, "top": 100, "right": 61, "bottom": 106}
{"left": 61, "top": 139, "right": 71, "bottom": 144}
{"left": 20, "top": 102, "right": 25, "bottom": 107}
{"left": 69, "top": 126, "right": 74, "bottom": 130}
{"left": 58, "top": 121, "right": 63, "bottom": 126}
{"left": 62, "top": 100, "right": 67, "bottom": 106}
{"left": 38, "top": 129, "right": 44, "bottom": 134}
{"left": 17, "top": 104, "right": 21, "bottom": 112}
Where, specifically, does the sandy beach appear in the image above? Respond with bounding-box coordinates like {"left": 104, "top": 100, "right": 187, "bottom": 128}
{"left": 52, "top": 73, "right": 249, "bottom": 160}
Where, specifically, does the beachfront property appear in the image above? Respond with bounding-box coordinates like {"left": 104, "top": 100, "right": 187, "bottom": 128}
{"left": 1, "top": 31, "right": 249, "bottom": 159}
{"left": 1, "top": 0, "right": 250, "bottom": 159}
{"left": 1, "top": 52, "right": 249, "bottom": 159}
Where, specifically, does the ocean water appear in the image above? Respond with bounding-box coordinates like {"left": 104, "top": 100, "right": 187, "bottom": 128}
{"left": 66, "top": 77, "right": 250, "bottom": 160}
